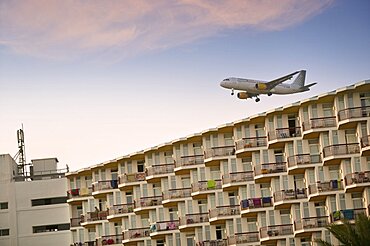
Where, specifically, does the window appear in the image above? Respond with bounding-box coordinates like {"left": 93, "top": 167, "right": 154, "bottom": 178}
{"left": 137, "top": 161, "right": 145, "bottom": 172}
{"left": 352, "top": 193, "right": 363, "bottom": 209}
{"left": 0, "top": 229, "right": 9, "bottom": 236}
{"left": 0, "top": 202, "right": 8, "bottom": 210}
{"left": 33, "top": 224, "right": 70, "bottom": 233}
{"left": 31, "top": 197, "right": 67, "bottom": 206}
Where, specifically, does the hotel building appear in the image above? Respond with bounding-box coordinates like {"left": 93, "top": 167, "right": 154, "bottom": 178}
{"left": 0, "top": 155, "right": 70, "bottom": 246}
{"left": 66, "top": 80, "right": 370, "bottom": 246}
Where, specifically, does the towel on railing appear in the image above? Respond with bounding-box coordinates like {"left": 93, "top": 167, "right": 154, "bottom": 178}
{"left": 111, "top": 180, "right": 118, "bottom": 188}
{"left": 331, "top": 180, "right": 338, "bottom": 189}
{"left": 150, "top": 224, "right": 157, "bottom": 232}
{"left": 241, "top": 199, "right": 249, "bottom": 208}
{"left": 207, "top": 180, "right": 216, "bottom": 189}
{"left": 342, "top": 209, "right": 354, "bottom": 220}
{"left": 79, "top": 187, "right": 88, "bottom": 196}
{"left": 262, "top": 197, "right": 272, "bottom": 205}
{"left": 168, "top": 222, "right": 177, "bottom": 230}
{"left": 71, "top": 189, "right": 79, "bottom": 196}
{"left": 253, "top": 198, "right": 261, "bottom": 207}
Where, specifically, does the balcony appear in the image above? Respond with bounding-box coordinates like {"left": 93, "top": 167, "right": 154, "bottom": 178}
{"left": 149, "top": 220, "right": 179, "bottom": 238}
{"left": 97, "top": 234, "right": 123, "bottom": 245}
{"left": 240, "top": 197, "right": 273, "bottom": 217}
{"left": 344, "top": 171, "right": 370, "bottom": 192}
{"left": 322, "top": 143, "right": 360, "bottom": 165}
{"left": 222, "top": 171, "right": 254, "bottom": 191}
{"left": 118, "top": 172, "right": 146, "bottom": 190}
{"left": 179, "top": 213, "right": 209, "bottom": 231}
{"left": 191, "top": 180, "right": 222, "bottom": 199}
{"left": 209, "top": 205, "right": 240, "bottom": 224}
{"left": 70, "top": 217, "right": 83, "bottom": 228}
{"left": 260, "top": 224, "right": 293, "bottom": 243}
{"left": 122, "top": 227, "right": 150, "bottom": 243}
{"left": 204, "top": 146, "right": 235, "bottom": 166}
{"left": 92, "top": 180, "right": 118, "bottom": 197}
{"left": 235, "top": 137, "right": 267, "bottom": 157}
{"left": 287, "top": 154, "right": 321, "bottom": 174}
{"left": 81, "top": 211, "right": 108, "bottom": 227}
{"left": 196, "top": 239, "right": 227, "bottom": 246}
{"left": 337, "top": 106, "right": 370, "bottom": 129}
{"left": 67, "top": 187, "right": 93, "bottom": 203}
{"left": 273, "top": 188, "right": 307, "bottom": 209}
{"left": 107, "top": 203, "right": 134, "bottom": 220}
{"left": 308, "top": 180, "right": 343, "bottom": 201}
{"left": 294, "top": 216, "right": 328, "bottom": 236}
{"left": 330, "top": 208, "right": 367, "bottom": 223}
{"left": 83, "top": 241, "right": 97, "bottom": 246}
{"left": 361, "top": 135, "right": 370, "bottom": 156}
{"left": 268, "top": 127, "right": 301, "bottom": 147}
{"left": 134, "top": 196, "right": 163, "bottom": 214}
{"left": 162, "top": 188, "right": 192, "bottom": 207}
{"left": 227, "top": 232, "right": 259, "bottom": 245}
{"left": 302, "top": 116, "right": 336, "bottom": 139}
{"left": 174, "top": 155, "right": 204, "bottom": 174}
{"left": 254, "top": 162, "right": 287, "bottom": 183}
{"left": 146, "top": 163, "right": 175, "bottom": 182}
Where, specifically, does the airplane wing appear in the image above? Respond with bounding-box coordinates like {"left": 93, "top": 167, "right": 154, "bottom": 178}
{"left": 265, "top": 71, "right": 300, "bottom": 90}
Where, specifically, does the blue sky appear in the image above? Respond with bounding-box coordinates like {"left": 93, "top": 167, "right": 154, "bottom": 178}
{"left": 0, "top": 0, "right": 369, "bottom": 170}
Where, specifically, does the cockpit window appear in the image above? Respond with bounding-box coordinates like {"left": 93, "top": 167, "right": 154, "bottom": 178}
{"left": 223, "top": 79, "right": 230, "bottom": 81}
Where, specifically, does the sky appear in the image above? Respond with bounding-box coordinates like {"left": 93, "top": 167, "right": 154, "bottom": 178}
{"left": 0, "top": 0, "right": 369, "bottom": 171}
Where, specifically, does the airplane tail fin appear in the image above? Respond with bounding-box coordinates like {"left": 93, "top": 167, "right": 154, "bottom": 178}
{"left": 301, "top": 82, "right": 317, "bottom": 91}
{"left": 291, "top": 70, "right": 306, "bottom": 88}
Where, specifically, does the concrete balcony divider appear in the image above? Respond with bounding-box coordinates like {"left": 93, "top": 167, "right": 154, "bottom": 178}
{"left": 227, "top": 232, "right": 260, "bottom": 245}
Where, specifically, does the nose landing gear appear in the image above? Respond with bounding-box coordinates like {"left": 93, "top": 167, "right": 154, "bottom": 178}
{"left": 255, "top": 97, "right": 260, "bottom": 102}
{"left": 231, "top": 89, "right": 234, "bottom": 96}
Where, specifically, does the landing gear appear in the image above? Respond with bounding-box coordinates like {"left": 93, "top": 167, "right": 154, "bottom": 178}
{"left": 231, "top": 89, "right": 234, "bottom": 96}
{"left": 267, "top": 92, "right": 272, "bottom": 96}
{"left": 255, "top": 97, "right": 260, "bottom": 102}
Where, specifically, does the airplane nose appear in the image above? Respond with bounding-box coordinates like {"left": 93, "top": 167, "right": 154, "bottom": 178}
{"left": 220, "top": 81, "right": 226, "bottom": 88}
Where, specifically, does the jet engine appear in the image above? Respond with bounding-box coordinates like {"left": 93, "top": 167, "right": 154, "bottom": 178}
{"left": 237, "top": 92, "right": 250, "bottom": 100}
{"left": 255, "top": 83, "right": 268, "bottom": 90}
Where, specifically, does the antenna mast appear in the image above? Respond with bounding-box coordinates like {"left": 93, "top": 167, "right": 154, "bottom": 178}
{"left": 14, "top": 125, "right": 26, "bottom": 176}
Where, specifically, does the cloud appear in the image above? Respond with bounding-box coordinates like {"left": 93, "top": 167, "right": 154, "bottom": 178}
{"left": 0, "top": 0, "right": 334, "bottom": 60}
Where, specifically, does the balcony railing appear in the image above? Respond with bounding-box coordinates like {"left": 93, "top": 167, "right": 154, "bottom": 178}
{"left": 235, "top": 137, "right": 267, "bottom": 150}
{"left": 209, "top": 205, "right": 240, "bottom": 218}
{"left": 150, "top": 220, "right": 179, "bottom": 232}
{"left": 260, "top": 224, "right": 293, "bottom": 238}
{"left": 179, "top": 213, "right": 209, "bottom": 226}
{"left": 70, "top": 217, "right": 83, "bottom": 227}
{"left": 163, "top": 188, "right": 192, "bottom": 200}
{"left": 323, "top": 143, "right": 360, "bottom": 158}
{"left": 123, "top": 227, "right": 150, "bottom": 240}
{"left": 118, "top": 172, "right": 146, "bottom": 184}
{"left": 135, "top": 196, "right": 163, "bottom": 208}
{"left": 204, "top": 146, "right": 235, "bottom": 159}
{"left": 92, "top": 180, "right": 118, "bottom": 192}
{"left": 227, "top": 232, "right": 259, "bottom": 244}
{"left": 361, "top": 135, "right": 370, "bottom": 148}
{"left": 146, "top": 163, "right": 175, "bottom": 176}
{"left": 308, "top": 180, "right": 343, "bottom": 195}
{"left": 192, "top": 180, "right": 222, "bottom": 192}
{"left": 254, "top": 162, "right": 287, "bottom": 176}
{"left": 84, "top": 210, "right": 108, "bottom": 222}
{"left": 294, "top": 216, "right": 329, "bottom": 231}
{"left": 222, "top": 171, "right": 254, "bottom": 184}
{"left": 338, "top": 106, "right": 370, "bottom": 121}
{"left": 98, "top": 234, "right": 123, "bottom": 245}
{"left": 108, "top": 203, "right": 134, "bottom": 215}
{"left": 83, "top": 241, "right": 97, "bottom": 246}
{"left": 176, "top": 155, "right": 204, "bottom": 167}
{"left": 273, "top": 188, "right": 307, "bottom": 202}
{"left": 196, "top": 239, "right": 227, "bottom": 246}
{"left": 240, "top": 197, "right": 273, "bottom": 209}
{"left": 330, "top": 208, "right": 366, "bottom": 222}
{"left": 67, "top": 187, "right": 93, "bottom": 199}
{"left": 287, "top": 154, "right": 321, "bottom": 168}
{"left": 345, "top": 171, "right": 370, "bottom": 186}
{"left": 302, "top": 116, "right": 336, "bottom": 131}
{"left": 268, "top": 127, "right": 301, "bottom": 141}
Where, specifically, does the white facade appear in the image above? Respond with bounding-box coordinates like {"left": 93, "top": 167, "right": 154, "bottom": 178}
{"left": 0, "top": 154, "right": 70, "bottom": 246}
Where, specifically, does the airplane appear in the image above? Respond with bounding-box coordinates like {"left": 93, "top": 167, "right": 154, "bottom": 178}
{"left": 220, "top": 70, "right": 316, "bottom": 102}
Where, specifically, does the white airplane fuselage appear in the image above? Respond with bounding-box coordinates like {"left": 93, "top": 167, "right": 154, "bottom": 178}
{"left": 220, "top": 78, "right": 306, "bottom": 95}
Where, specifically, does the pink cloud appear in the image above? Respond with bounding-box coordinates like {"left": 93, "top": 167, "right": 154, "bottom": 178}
{"left": 0, "top": 0, "right": 334, "bottom": 60}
